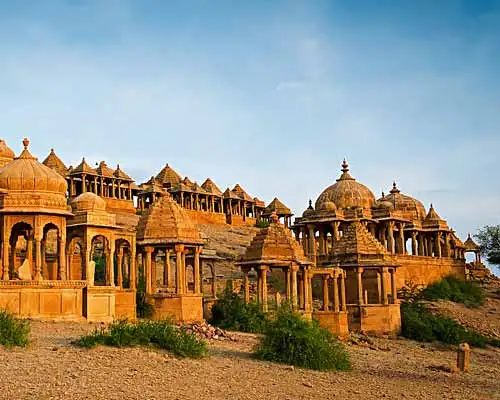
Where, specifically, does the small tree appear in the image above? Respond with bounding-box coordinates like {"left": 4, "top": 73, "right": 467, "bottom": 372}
{"left": 474, "top": 225, "right": 500, "bottom": 267}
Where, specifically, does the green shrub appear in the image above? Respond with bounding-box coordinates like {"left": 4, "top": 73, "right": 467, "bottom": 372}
{"left": 0, "top": 309, "right": 30, "bottom": 348}
{"left": 254, "top": 308, "right": 351, "bottom": 371}
{"left": 74, "top": 319, "right": 207, "bottom": 358}
{"left": 400, "top": 302, "right": 498, "bottom": 348}
{"left": 210, "top": 287, "right": 268, "bottom": 333}
{"left": 255, "top": 220, "right": 270, "bottom": 228}
{"left": 420, "top": 275, "right": 485, "bottom": 307}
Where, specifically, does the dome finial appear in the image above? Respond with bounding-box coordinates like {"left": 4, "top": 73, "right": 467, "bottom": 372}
{"left": 390, "top": 181, "right": 400, "bottom": 194}
{"left": 381, "top": 191, "right": 385, "bottom": 199}
{"left": 22, "top": 138, "right": 30, "bottom": 149}
{"left": 308, "top": 199, "right": 312, "bottom": 208}
{"left": 341, "top": 158, "right": 349, "bottom": 173}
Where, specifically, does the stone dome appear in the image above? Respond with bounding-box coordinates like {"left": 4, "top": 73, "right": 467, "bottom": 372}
{"left": 71, "top": 192, "right": 106, "bottom": 213}
{"left": 379, "top": 182, "right": 426, "bottom": 221}
{"left": 0, "top": 138, "right": 67, "bottom": 194}
{"left": 0, "top": 139, "right": 15, "bottom": 167}
{"left": 373, "top": 192, "right": 393, "bottom": 210}
{"left": 318, "top": 200, "right": 337, "bottom": 212}
{"left": 302, "top": 200, "right": 315, "bottom": 217}
{"left": 315, "top": 160, "right": 375, "bottom": 211}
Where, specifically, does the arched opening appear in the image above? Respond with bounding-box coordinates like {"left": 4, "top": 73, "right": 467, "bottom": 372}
{"left": 42, "top": 223, "right": 60, "bottom": 280}
{"left": 91, "top": 235, "right": 109, "bottom": 286}
{"left": 67, "top": 236, "right": 84, "bottom": 280}
{"left": 115, "top": 239, "right": 132, "bottom": 288}
{"left": 9, "top": 222, "right": 33, "bottom": 279}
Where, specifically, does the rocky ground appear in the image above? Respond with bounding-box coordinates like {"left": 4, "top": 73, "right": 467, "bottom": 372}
{"left": 0, "top": 320, "right": 499, "bottom": 400}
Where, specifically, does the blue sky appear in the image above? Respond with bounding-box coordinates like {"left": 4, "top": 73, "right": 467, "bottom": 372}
{"left": 1, "top": 0, "right": 499, "bottom": 269}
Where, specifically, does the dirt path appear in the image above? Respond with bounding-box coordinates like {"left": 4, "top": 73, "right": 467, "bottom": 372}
{"left": 0, "top": 321, "right": 499, "bottom": 400}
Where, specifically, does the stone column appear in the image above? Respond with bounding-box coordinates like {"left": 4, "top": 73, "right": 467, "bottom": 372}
{"left": 380, "top": 267, "right": 388, "bottom": 305}
{"left": 109, "top": 240, "right": 115, "bottom": 287}
{"left": 163, "top": 250, "right": 169, "bottom": 286}
{"left": 285, "top": 268, "right": 291, "bottom": 300}
{"left": 356, "top": 267, "right": 364, "bottom": 305}
{"left": 130, "top": 245, "right": 136, "bottom": 290}
{"left": 34, "top": 238, "right": 43, "bottom": 281}
{"left": 340, "top": 272, "right": 347, "bottom": 311}
{"left": 318, "top": 229, "right": 325, "bottom": 256}
{"left": 332, "top": 221, "right": 340, "bottom": 241}
{"left": 303, "top": 268, "right": 311, "bottom": 312}
{"left": 175, "top": 245, "right": 184, "bottom": 295}
{"left": 436, "top": 232, "right": 442, "bottom": 258}
{"left": 333, "top": 273, "right": 339, "bottom": 312}
{"left": 322, "top": 275, "right": 329, "bottom": 311}
{"left": 291, "top": 265, "right": 298, "bottom": 310}
{"left": 398, "top": 223, "right": 405, "bottom": 254}
{"left": 390, "top": 268, "right": 397, "bottom": 304}
{"left": 243, "top": 268, "right": 250, "bottom": 304}
{"left": 387, "top": 222, "right": 395, "bottom": 254}
{"left": 58, "top": 235, "right": 67, "bottom": 280}
{"left": 299, "top": 273, "right": 304, "bottom": 309}
{"left": 82, "top": 174, "right": 87, "bottom": 193}
{"left": 181, "top": 249, "right": 187, "bottom": 292}
{"left": 194, "top": 246, "right": 201, "bottom": 295}
{"left": 145, "top": 246, "right": 153, "bottom": 294}
{"left": 411, "top": 231, "right": 417, "bottom": 256}
{"left": 117, "top": 246, "right": 124, "bottom": 288}
{"left": 260, "top": 266, "right": 268, "bottom": 312}
{"left": 377, "top": 270, "right": 382, "bottom": 303}
{"left": 307, "top": 225, "right": 316, "bottom": 261}
{"left": 444, "top": 232, "right": 451, "bottom": 258}
{"left": 2, "top": 238, "right": 9, "bottom": 280}
{"left": 26, "top": 236, "right": 34, "bottom": 272}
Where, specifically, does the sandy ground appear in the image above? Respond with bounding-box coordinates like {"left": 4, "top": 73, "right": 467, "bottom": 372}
{"left": 0, "top": 321, "right": 499, "bottom": 400}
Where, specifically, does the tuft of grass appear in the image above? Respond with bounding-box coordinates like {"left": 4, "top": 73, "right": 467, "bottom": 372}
{"left": 420, "top": 275, "right": 485, "bottom": 307}
{"left": 210, "top": 287, "right": 269, "bottom": 333}
{"left": 0, "top": 309, "right": 30, "bottom": 348}
{"left": 254, "top": 308, "right": 351, "bottom": 371}
{"left": 74, "top": 319, "right": 207, "bottom": 359}
{"left": 401, "top": 301, "right": 499, "bottom": 348}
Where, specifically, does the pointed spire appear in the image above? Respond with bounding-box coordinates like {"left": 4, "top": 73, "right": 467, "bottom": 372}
{"left": 308, "top": 199, "right": 313, "bottom": 209}
{"left": 425, "top": 203, "right": 441, "bottom": 221}
{"left": 390, "top": 181, "right": 400, "bottom": 194}
{"left": 337, "top": 158, "right": 355, "bottom": 181}
{"left": 17, "top": 137, "right": 37, "bottom": 160}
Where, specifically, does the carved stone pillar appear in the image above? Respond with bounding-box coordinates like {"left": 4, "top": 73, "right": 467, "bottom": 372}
{"left": 411, "top": 231, "right": 417, "bottom": 256}
{"left": 356, "top": 267, "right": 364, "bottom": 305}
{"left": 340, "top": 272, "right": 347, "bottom": 312}
{"left": 194, "top": 246, "right": 201, "bottom": 295}
{"left": 390, "top": 268, "right": 397, "bottom": 303}
{"left": 34, "top": 238, "right": 43, "bottom": 281}
{"left": 145, "top": 246, "right": 153, "bottom": 294}
{"left": 436, "top": 232, "right": 442, "bottom": 258}
{"left": 130, "top": 245, "right": 136, "bottom": 290}
{"left": 387, "top": 222, "right": 395, "bottom": 254}
{"left": 175, "top": 245, "right": 184, "bottom": 295}
{"left": 260, "top": 265, "right": 268, "bottom": 312}
{"left": 380, "top": 267, "right": 388, "bottom": 305}
{"left": 58, "top": 235, "right": 67, "bottom": 280}
{"left": 333, "top": 273, "right": 339, "bottom": 312}
{"left": 243, "top": 268, "right": 250, "bottom": 304}
{"left": 307, "top": 225, "right": 316, "bottom": 261}
{"left": 291, "top": 265, "right": 298, "bottom": 310}
{"left": 398, "top": 223, "right": 405, "bottom": 254}
{"left": 322, "top": 275, "right": 329, "bottom": 311}
{"left": 117, "top": 246, "right": 124, "bottom": 288}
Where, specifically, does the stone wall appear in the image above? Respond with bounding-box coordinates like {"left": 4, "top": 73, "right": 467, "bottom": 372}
{"left": 184, "top": 209, "right": 227, "bottom": 225}
{"left": 391, "top": 255, "right": 466, "bottom": 288}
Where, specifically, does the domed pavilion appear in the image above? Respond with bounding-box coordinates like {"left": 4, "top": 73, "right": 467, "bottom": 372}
{"left": 0, "top": 139, "right": 15, "bottom": 168}
{"left": 291, "top": 159, "right": 467, "bottom": 334}
{"left": 136, "top": 191, "right": 205, "bottom": 322}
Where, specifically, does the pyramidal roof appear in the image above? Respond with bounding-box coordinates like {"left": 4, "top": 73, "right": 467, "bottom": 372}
{"left": 423, "top": 204, "right": 449, "bottom": 229}
{"left": 232, "top": 184, "right": 253, "bottom": 201}
{"left": 201, "top": 178, "right": 222, "bottom": 196}
{"left": 114, "top": 164, "right": 133, "bottom": 181}
{"left": 136, "top": 192, "right": 204, "bottom": 245}
{"left": 330, "top": 221, "right": 389, "bottom": 261}
{"left": 155, "top": 163, "right": 182, "bottom": 186}
{"left": 96, "top": 161, "right": 115, "bottom": 177}
{"left": 464, "top": 234, "right": 480, "bottom": 251}
{"left": 264, "top": 197, "right": 292, "bottom": 216}
{"left": 239, "top": 214, "right": 310, "bottom": 265}
{"left": 42, "top": 148, "right": 68, "bottom": 177}
{"left": 71, "top": 157, "right": 96, "bottom": 175}
{"left": 425, "top": 204, "right": 441, "bottom": 221}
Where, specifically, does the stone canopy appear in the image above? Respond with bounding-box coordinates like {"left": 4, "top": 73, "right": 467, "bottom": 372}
{"left": 136, "top": 191, "right": 204, "bottom": 246}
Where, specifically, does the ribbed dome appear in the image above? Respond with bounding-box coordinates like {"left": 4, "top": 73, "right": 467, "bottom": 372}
{"left": 71, "top": 192, "right": 106, "bottom": 213}
{"left": 0, "top": 139, "right": 15, "bottom": 167}
{"left": 315, "top": 160, "right": 375, "bottom": 211}
{"left": 0, "top": 138, "right": 67, "bottom": 194}
{"left": 379, "top": 182, "right": 426, "bottom": 221}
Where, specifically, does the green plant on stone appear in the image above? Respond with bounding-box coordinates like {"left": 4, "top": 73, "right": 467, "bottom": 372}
{"left": 136, "top": 264, "right": 154, "bottom": 318}
{"left": 254, "top": 307, "right": 351, "bottom": 371}
{"left": 0, "top": 309, "right": 30, "bottom": 348}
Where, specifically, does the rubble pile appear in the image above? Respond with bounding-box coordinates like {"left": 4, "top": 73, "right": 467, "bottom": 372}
{"left": 180, "top": 322, "right": 233, "bottom": 341}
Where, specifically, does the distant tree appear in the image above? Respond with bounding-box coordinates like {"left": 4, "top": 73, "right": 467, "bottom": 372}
{"left": 474, "top": 225, "right": 500, "bottom": 267}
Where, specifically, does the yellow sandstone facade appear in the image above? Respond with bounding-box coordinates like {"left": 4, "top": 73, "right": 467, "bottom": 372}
{"left": 0, "top": 139, "right": 474, "bottom": 334}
